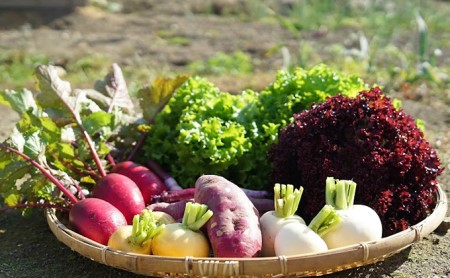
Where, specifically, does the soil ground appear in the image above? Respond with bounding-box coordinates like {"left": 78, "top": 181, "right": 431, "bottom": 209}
{"left": 0, "top": 2, "right": 449, "bottom": 277}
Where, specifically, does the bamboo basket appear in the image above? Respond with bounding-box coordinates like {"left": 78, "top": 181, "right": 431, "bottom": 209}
{"left": 46, "top": 185, "right": 448, "bottom": 277}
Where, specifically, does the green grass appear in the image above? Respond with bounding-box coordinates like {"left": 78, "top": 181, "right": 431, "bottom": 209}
{"left": 2, "top": 0, "right": 450, "bottom": 104}
{"left": 182, "top": 0, "right": 450, "bottom": 103}
{"left": 188, "top": 51, "right": 254, "bottom": 76}
{"left": 0, "top": 53, "right": 171, "bottom": 97}
{"left": 270, "top": 0, "right": 450, "bottom": 103}
{"left": 0, "top": 51, "right": 50, "bottom": 90}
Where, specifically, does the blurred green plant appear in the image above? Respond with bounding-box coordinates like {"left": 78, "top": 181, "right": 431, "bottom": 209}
{"left": 65, "top": 54, "right": 113, "bottom": 85}
{"left": 1, "top": 0, "right": 450, "bottom": 105}
{"left": 188, "top": 51, "right": 254, "bottom": 76}
{"left": 266, "top": 0, "right": 450, "bottom": 103}
{"left": 0, "top": 51, "right": 49, "bottom": 90}
{"left": 89, "top": 0, "right": 123, "bottom": 13}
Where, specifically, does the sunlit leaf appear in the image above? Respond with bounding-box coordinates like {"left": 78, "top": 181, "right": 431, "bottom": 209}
{"left": 0, "top": 88, "right": 39, "bottom": 116}
{"left": 94, "top": 63, "right": 134, "bottom": 113}
{"left": 137, "top": 75, "right": 188, "bottom": 122}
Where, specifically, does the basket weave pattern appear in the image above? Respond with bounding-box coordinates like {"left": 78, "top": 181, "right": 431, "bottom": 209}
{"left": 46, "top": 185, "right": 448, "bottom": 277}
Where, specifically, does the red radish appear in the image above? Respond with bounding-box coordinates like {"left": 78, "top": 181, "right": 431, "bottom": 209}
{"left": 69, "top": 198, "right": 127, "bottom": 245}
{"left": 112, "top": 161, "right": 166, "bottom": 204}
{"left": 93, "top": 173, "right": 146, "bottom": 224}
{"left": 194, "top": 175, "right": 262, "bottom": 258}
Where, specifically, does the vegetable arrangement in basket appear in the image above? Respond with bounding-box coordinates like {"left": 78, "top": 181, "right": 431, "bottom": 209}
{"left": 0, "top": 63, "right": 443, "bottom": 259}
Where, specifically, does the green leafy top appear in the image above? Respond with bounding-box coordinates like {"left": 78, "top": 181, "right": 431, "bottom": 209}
{"left": 0, "top": 63, "right": 368, "bottom": 212}
{"left": 0, "top": 64, "right": 185, "bottom": 211}
{"left": 142, "top": 64, "right": 367, "bottom": 189}
{"left": 142, "top": 77, "right": 257, "bottom": 186}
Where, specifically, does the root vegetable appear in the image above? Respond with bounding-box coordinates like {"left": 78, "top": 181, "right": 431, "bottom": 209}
{"left": 320, "top": 177, "right": 383, "bottom": 248}
{"left": 274, "top": 204, "right": 340, "bottom": 256}
{"left": 194, "top": 175, "right": 262, "bottom": 258}
{"left": 151, "top": 202, "right": 213, "bottom": 257}
{"left": 112, "top": 161, "right": 166, "bottom": 204}
{"left": 69, "top": 198, "right": 127, "bottom": 245}
{"left": 151, "top": 188, "right": 196, "bottom": 203}
{"left": 147, "top": 199, "right": 193, "bottom": 222}
{"left": 107, "top": 209, "right": 164, "bottom": 254}
{"left": 260, "top": 184, "right": 305, "bottom": 256}
{"left": 93, "top": 173, "right": 146, "bottom": 224}
{"left": 274, "top": 222, "right": 328, "bottom": 256}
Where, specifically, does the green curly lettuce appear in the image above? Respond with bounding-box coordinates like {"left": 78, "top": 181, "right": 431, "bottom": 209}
{"left": 142, "top": 64, "right": 367, "bottom": 189}
{"left": 142, "top": 77, "right": 256, "bottom": 186}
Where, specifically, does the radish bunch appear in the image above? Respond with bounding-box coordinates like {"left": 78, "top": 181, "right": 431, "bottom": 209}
{"left": 0, "top": 64, "right": 171, "bottom": 245}
{"left": 0, "top": 142, "right": 170, "bottom": 245}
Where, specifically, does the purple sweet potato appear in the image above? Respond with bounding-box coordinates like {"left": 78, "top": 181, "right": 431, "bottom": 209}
{"left": 194, "top": 175, "right": 262, "bottom": 258}
{"left": 248, "top": 197, "right": 275, "bottom": 215}
{"left": 147, "top": 199, "right": 192, "bottom": 222}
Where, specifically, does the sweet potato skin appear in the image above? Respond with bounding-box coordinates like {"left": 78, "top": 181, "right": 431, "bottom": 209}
{"left": 194, "top": 175, "right": 262, "bottom": 258}
{"left": 147, "top": 199, "right": 192, "bottom": 222}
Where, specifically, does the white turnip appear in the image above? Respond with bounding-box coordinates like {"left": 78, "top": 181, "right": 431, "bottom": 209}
{"left": 320, "top": 177, "right": 383, "bottom": 249}
{"left": 260, "top": 183, "right": 305, "bottom": 256}
{"left": 274, "top": 204, "right": 340, "bottom": 256}
{"left": 274, "top": 222, "right": 328, "bottom": 256}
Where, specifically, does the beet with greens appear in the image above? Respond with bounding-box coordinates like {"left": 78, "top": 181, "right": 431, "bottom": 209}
{"left": 269, "top": 87, "right": 443, "bottom": 236}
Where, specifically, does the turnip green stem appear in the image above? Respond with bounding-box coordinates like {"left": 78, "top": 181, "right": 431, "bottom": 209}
{"left": 325, "top": 177, "right": 356, "bottom": 210}
{"left": 274, "top": 183, "right": 303, "bottom": 218}
{"left": 130, "top": 209, "right": 164, "bottom": 247}
{"left": 181, "top": 202, "right": 213, "bottom": 231}
{"left": 0, "top": 144, "right": 78, "bottom": 204}
{"left": 308, "top": 204, "right": 341, "bottom": 237}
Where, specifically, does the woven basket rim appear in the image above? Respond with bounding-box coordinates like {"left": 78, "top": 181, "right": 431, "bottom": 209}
{"left": 45, "top": 184, "right": 448, "bottom": 277}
